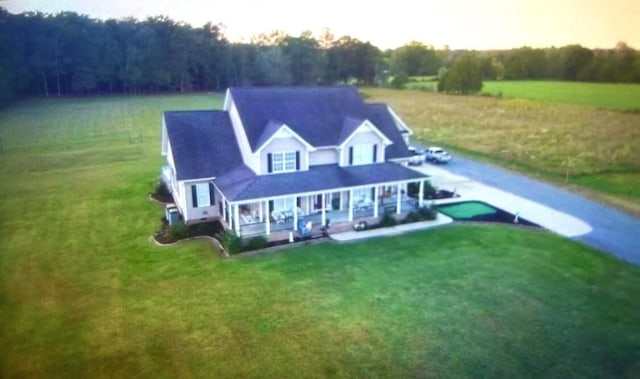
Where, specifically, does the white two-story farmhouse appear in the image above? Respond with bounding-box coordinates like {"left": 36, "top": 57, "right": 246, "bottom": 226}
{"left": 161, "top": 86, "right": 430, "bottom": 236}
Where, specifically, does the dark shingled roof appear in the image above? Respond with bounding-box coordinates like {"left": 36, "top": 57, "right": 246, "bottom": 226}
{"left": 255, "top": 119, "right": 284, "bottom": 150}
{"left": 229, "top": 86, "right": 412, "bottom": 159}
{"left": 164, "top": 110, "right": 243, "bottom": 181}
{"left": 215, "top": 162, "right": 429, "bottom": 202}
{"left": 338, "top": 116, "right": 366, "bottom": 145}
{"left": 365, "top": 103, "right": 412, "bottom": 159}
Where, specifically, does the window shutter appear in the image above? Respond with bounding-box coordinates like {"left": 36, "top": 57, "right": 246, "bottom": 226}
{"left": 191, "top": 185, "right": 198, "bottom": 207}
{"left": 209, "top": 183, "right": 215, "bottom": 204}
{"left": 371, "top": 187, "right": 375, "bottom": 199}
{"left": 268, "top": 200, "right": 274, "bottom": 212}
{"left": 349, "top": 147, "right": 353, "bottom": 165}
{"left": 296, "top": 151, "right": 300, "bottom": 170}
{"left": 373, "top": 144, "right": 378, "bottom": 162}
{"left": 267, "top": 153, "right": 273, "bottom": 173}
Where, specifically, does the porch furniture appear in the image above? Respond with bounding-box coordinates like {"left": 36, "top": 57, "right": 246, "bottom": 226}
{"left": 271, "top": 210, "right": 285, "bottom": 224}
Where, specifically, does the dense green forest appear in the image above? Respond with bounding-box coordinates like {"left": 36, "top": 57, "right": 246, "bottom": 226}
{"left": 1, "top": 7, "right": 639, "bottom": 105}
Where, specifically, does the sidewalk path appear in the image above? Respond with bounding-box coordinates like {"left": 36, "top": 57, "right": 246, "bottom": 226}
{"left": 330, "top": 214, "right": 453, "bottom": 242}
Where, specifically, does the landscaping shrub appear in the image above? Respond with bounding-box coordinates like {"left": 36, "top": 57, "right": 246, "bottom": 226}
{"left": 154, "top": 181, "right": 171, "bottom": 198}
{"left": 418, "top": 205, "right": 438, "bottom": 220}
{"left": 390, "top": 72, "right": 409, "bottom": 89}
{"left": 217, "top": 230, "right": 244, "bottom": 254}
{"left": 168, "top": 222, "right": 189, "bottom": 240}
{"left": 403, "top": 211, "right": 420, "bottom": 223}
{"left": 247, "top": 235, "right": 268, "bottom": 251}
{"left": 380, "top": 211, "right": 397, "bottom": 227}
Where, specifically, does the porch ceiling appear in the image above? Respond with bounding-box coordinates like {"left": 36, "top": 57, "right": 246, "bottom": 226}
{"left": 215, "top": 162, "right": 429, "bottom": 203}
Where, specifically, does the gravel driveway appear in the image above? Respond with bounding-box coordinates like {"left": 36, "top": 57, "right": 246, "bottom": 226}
{"left": 417, "top": 156, "right": 640, "bottom": 265}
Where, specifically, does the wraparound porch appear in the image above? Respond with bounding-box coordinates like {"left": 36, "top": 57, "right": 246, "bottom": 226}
{"left": 219, "top": 180, "right": 427, "bottom": 237}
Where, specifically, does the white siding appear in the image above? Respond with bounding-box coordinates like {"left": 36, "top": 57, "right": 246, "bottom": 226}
{"left": 161, "top": 117, "right": 168, "bottom": 156}
{"left": 309, "top": 148, "right": 338, "bottom": 166}
{"left": 180, "top": 181, "right": 220, "bottom": 223}
{"left": 166, "top": 139, "right": 179, "bottom": 195}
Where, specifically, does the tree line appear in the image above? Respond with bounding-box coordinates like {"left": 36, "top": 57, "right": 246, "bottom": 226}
{"left": 1, "top": 7, "right": 639, "bottom": 105}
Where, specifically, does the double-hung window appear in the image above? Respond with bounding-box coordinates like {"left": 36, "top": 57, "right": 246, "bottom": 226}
{"left": 350, "top": 144, "right": 376, "bottom": 165}
{"left": 269, "top": 151, "right": 298, "bottom": 173}
{"left": 192, "top": 182, "right": 214, "bottom": 207}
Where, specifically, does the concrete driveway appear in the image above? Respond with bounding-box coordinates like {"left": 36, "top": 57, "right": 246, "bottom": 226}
{"left": 411, "top": 156, "right": 640, "bottom": 265}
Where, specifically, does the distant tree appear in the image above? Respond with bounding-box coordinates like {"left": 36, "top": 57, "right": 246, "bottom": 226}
{"left": 3, "top": 7, "right": 640, "bottom": 101}
{"left": 491, "top": 58, "right": 505, "bottom": 80}
{"left": 282, "top": 32, "right": 324, "bottom": 85}
{"left": 503, "top": 46, "right": 546, "bottom": 79}
{"left": 560, "top": 44, "right": 594, "bottom": 81}
{"left": 323, "top": 36, "right": 380, "bottom": 84}
{"left": 437, "top": 66, "right": 448, "bottom": 81}
{"left": 437, "top": 53, "right": 483, "bottom": 94}
{"left": 71, "top": 66, "right": 97, "bottom": 93}
{"left": 253, "top": 46, "right": 292, "bottom": 85}
{"left": 391, "top": 41, "right": 441, "bottom": 76}
{"left": 389, "top": 72, "right": 409, "bottom": 88}
{"left": 250, "top": 30, "right": 287, "bottom": 46}
{"left": 317, "top": 27, "right": 335, "bottom": 50}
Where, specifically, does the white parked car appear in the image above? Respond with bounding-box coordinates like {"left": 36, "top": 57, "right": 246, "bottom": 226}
{"left": 425, "top": 147, "right": 452, "bottom": 164}
{"left": 407, "top": 146, "right": 426, "bottom": 165}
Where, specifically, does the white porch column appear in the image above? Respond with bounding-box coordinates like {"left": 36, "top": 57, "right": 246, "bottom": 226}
{"left": 348, "top": 189, "right": 354, "bottom": 221}
{"left": 265, "top": 200, "right": 271, "bottom": 235}
{"left": 321, "top": 192, "right": 326, "bottom": 226}
{"left": 221, "top": 196, "right": 227, "bottom": 220}
{"left": 396, "top": 183, "right": 402, "bottom": 214}
{"left": 419, "top": 180, "right": 424, "bottom": 208}
{"left": 259, "top": 201, "right": 263, "bottom": 222}
{"left": 374, "top": 185, "right": 379, "bottom": 218}
{"left": 293, "top": 197, "right": 298, "bottom": 231}
{"left": 233, "top": 204, "right": 240, "bottom": 235}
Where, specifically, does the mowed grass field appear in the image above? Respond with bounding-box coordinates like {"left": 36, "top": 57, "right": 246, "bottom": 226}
{"left": 481, "top": 81, "right": 640, "bottom": 111}
{"left": 364, "top": 87, "right": 640, "bottom": 215}
{"left": 1, "top": 94, "right": 640, "bottom": 378}
{"left": 406, "top": 79, "right": 640, "bottom": 112}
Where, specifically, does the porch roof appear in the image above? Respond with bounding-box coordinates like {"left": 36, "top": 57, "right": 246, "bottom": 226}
{"left": 215, "top": 162, "right": 429, "bottom": 202}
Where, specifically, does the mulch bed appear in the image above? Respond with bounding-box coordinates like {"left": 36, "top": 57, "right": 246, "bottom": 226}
{"left": 150, "top": 192, "right": 173, "bottom": 204}
{"left": 154, "top": 220, "right": 225, "bottom": 245}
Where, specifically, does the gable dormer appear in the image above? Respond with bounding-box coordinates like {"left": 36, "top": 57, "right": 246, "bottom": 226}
{"left": 338, "top": 117, "right": 392, "bottom": 166}
{"left": 255, "top": 120, "right": 315, "bottom": 175}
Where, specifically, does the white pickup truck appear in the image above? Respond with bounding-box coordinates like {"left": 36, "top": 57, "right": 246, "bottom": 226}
{"left": 425, "top": 147, "right": 452, "bottom": 164}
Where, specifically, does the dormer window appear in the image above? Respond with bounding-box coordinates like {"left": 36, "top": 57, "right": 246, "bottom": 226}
{"left": 268, "top": 151, "right": 300, "bottom": 173}
{"left": 349, "top": 144, "right": 378, "bottom": 165}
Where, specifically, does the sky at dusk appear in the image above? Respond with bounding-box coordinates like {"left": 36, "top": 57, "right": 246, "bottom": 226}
{"left": 2, "top": 0, "right": 639, "bottom": 50}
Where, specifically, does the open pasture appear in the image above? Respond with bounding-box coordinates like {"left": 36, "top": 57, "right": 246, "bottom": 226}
{"left": 481, "top": 81, "right": 640, "bottom": 111}
{"left": 406, "top": 79, "right": 640, "bottom": 111}
{"left": 364, "top": 88, "right": 640, "bottom": 214}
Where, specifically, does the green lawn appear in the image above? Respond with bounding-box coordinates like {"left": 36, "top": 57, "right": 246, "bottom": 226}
{"left": 1, "top": 95, "right": 640, "bottom": 378}
{"left": 406, "top": 79, "right": 640, "bottom": 111}
{"left": 481, "top": 81, "right": 640, "bottom": 111}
